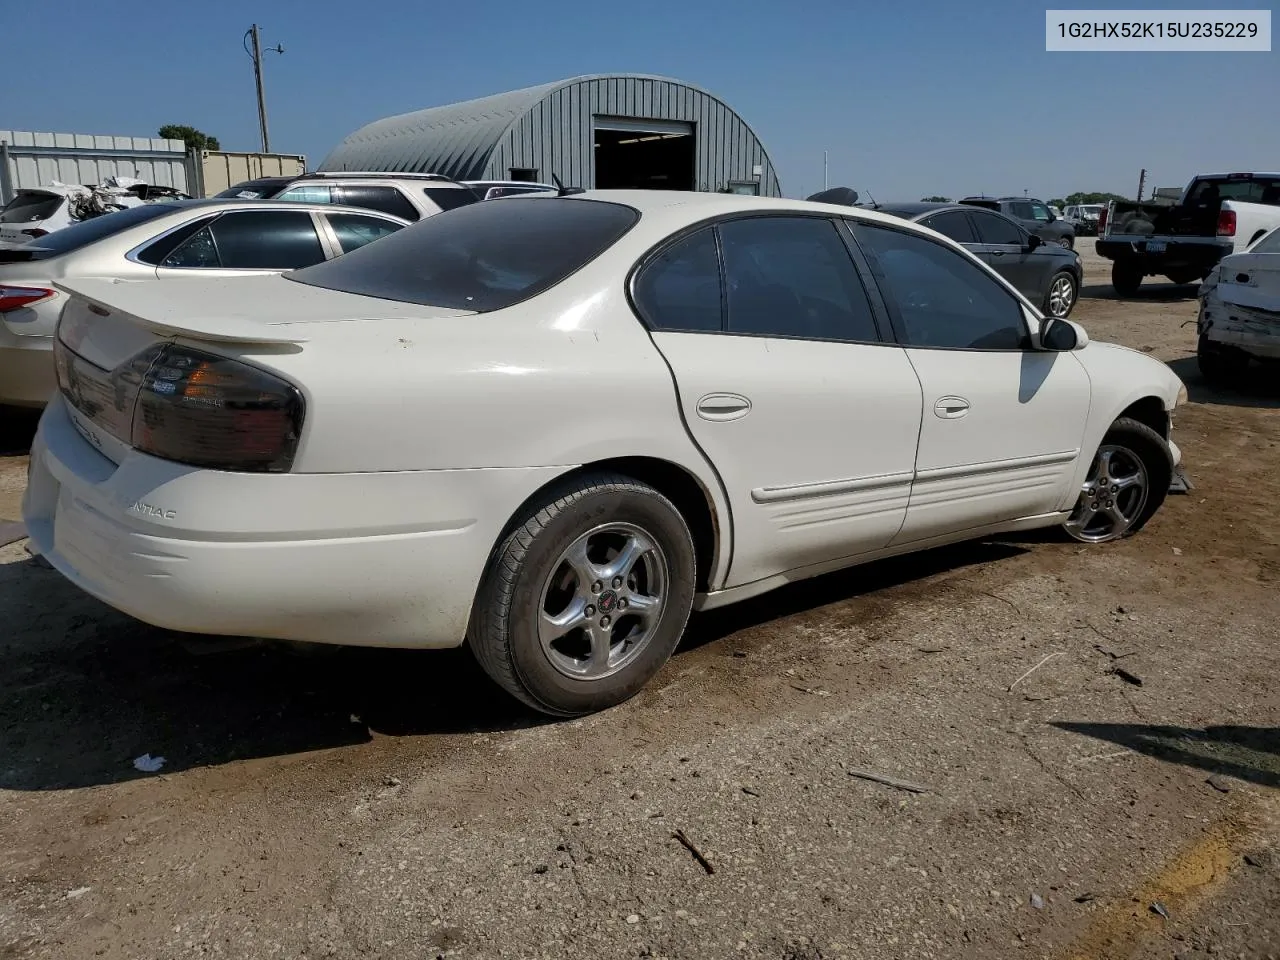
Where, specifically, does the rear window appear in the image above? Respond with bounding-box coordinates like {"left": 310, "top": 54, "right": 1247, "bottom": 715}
{"left": 1186, "top": 176, "right": 1280, "bottom": 205}
{"left": 1, "top": 193, "right": 65, "bottom": 223}
{"left": 424, "top": 186, "right": 479, "bottom": 211}
{"left": 287, "top": 197, "right": 639, "bottom": 312}
{"left": 0, "top": 203, "right": 182, "bottom": 261}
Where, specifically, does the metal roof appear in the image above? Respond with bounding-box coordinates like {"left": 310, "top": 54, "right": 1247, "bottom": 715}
{"left": 319, "top": 74, "right": 778, "bottom": 190}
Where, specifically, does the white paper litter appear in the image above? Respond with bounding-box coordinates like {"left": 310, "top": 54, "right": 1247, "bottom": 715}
{"left": 65, "top": 887, "right": 91, "bottom": 899}
{"left": 132, "top": 753, "right": 166, "bottom": 773}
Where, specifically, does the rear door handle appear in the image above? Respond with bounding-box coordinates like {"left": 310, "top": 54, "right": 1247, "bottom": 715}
{"left": 934, "top": 397, "right": 970, "bottom": 419}
{"left": 696, "top": 393, "right": 751, "bottom": 422}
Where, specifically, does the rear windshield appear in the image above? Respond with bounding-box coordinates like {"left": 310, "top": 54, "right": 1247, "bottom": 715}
{"left": 213, "top": 179, "right": 289, "bottom": 199}
{"left": 1186, "top": 176, "right": 1280, "bottom": 205}
{"left": 0, "top": 203, "right": 181, "bottom": 262}
{"left": 0, "top": 193, "right": 64, "bottom": 223}
{"left": 1251, "top": 227, "right": 1280, "bottom": 254}
{"left": 287, "top": 197, "right": 639, "bottom": 312}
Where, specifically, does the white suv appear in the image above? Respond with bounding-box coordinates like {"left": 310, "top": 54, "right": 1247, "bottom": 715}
{"left": 213, "top": 172, "right": 480, "bottom": 222}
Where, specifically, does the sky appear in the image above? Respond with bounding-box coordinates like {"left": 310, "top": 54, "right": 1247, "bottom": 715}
{"left": 3, "top": 0, "right": 1277, "bottom": 201}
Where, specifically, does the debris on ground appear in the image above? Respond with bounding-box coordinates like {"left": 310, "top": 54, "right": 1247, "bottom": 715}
{"left": 1206, "top": 776, "right": 1232, "bottom": 793}
{"left": 1151, "top": 901, "right": 1171, "bottom": 919}
{"left": 845, "top": 767, "right": 931, "bottom": 794}
{"left": 1030, "top": 892, "right": 1045, "bottom": 910}
{"left": 132, "top": 754, "right": 166, "bottom": 773}
{"left": 65, "top": 887, "right": 91, "bottom": 899}
{"left": 1108, "top": 666, "right": 1144, "bottom": 687}
{"left": 672, "top": 828, "right": 715, "bottom": 875}
{"left": 1008, "top": 651, "right": 1066, "bottom": 692}
{"left": 0, "top": 521, "right": 26, "bottom": 548}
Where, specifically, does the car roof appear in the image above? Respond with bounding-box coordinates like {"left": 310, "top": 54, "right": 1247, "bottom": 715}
{"left": 871, "top": 201, "right": 953, "bottom": 217}
{"left": 140, "top": 198, "right": 409, "bottom": 219}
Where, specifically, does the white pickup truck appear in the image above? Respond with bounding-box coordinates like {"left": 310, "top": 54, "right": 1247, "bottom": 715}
{"left": 1095, "top": 173, "right": 1280, "bottom": 295}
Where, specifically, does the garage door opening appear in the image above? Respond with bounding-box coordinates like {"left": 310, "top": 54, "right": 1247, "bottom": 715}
{"left": 594, "top": 118, "right": 694, "bottom": 191}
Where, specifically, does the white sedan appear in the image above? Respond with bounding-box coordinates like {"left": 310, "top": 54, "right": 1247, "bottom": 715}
{"left": 24, "top": 191, "right": 1187, "bottom": 716}
{"left": 0, "top": 199, "right": 408, "bottom": 407}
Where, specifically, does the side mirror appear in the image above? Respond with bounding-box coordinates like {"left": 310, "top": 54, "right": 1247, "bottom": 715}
{"left": 1026, "top": 234, "right": 1043, "bottom": 251}
{"left": 1041, "top": 317, "right": 1088, "bottom": 351}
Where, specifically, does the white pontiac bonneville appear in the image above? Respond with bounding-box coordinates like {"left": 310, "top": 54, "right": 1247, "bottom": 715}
{"left": 24, "top": 191, "right": 1188, "bottom": 716}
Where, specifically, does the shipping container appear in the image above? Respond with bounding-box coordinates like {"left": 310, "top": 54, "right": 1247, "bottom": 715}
{"left": 193, "top": 151, "right": 307, "bottom": 197}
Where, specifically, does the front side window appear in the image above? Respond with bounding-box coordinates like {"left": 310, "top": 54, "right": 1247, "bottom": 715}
{"left": 289, "top": 197, "right": 639, "bottom": 312}
{"left": 632, "top": 227, "right": 722, "bottom": 332}
{"left": 277, "top": 184, "right": 333, "bottom": 204}
{"left": 720, "top": 216, "right": 880, "bottom": 342}
{"left": 921, "top": 211, "right": 976, "bottom": 244}
{"left": 970, "top": 210, "right": 1025, "bottom": 246}
{"left": 1029, "top": 202, "right": 1053, "bottom": 222}
{"left": 853, "top": 223, "right": 1028, "bottom": 351}
{"left": 1008, "top": 201, "right": 1035, "bottom": 220}
{"left": 336, "top": 185, "right": 419, "bottom": 222}
{"left": 326, "top": 213, "right": 404, "bottom": 254}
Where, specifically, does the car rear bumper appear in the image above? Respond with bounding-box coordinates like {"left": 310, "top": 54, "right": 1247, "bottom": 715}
{"left": 22, "top": 396, "right": 566, "bottom": 648}
{"left": 1095, "top": 238, "right": 1231, "bottom": 273}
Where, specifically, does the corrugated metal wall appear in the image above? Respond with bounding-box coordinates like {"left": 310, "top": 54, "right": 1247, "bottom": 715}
{"left": 0, "top": 131, "right": 189, "bottom": 203}
{"left": 320, "top": 75, "right": 781, "bottom": 197}
{"left": 490, "top": 77, "right": 780, "bottom": 196}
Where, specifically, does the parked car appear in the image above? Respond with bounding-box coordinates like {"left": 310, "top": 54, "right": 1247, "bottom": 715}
{"left": 960, "top": 197, "right": 1076, "bottom": 249}
{"left": 25, "top": 191, "right": 1186, "bottom": 716}
{"left": 0, "top": 187, "right": 83, "bottom": 244}
{"left": 213, "top": 171, "right": 481, "bottom": 220}
{"left": 1049, "top": 204, "right": 1063, "bottom": 219}
{"left": 0, "top": 199, "right": 408, "bottom": 407}
{"left": 1096, "top": 173, "right": 1280, "bottom": 295}
{"left": 864, "top": 201, "right": 1082, "bottom": 318}
{"left": 1063, "top": 204, "right": 1105, "bottom": 236}
{"left": 1195, "top": 224, "right": 1280, "bottom": 382}
{"left": 463, "top": 180, "right": 559, "bottom": 200}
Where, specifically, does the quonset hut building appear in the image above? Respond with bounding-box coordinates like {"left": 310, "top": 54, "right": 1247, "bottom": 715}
{"left": 319, "top": 74, "right": 781, "bottom": 197}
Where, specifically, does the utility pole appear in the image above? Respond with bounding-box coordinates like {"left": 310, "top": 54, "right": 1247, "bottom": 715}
{"left": 244, "top": 24, "right": 284, "bottom": 154}
{"left": 823, "top": 151, "right": 828, "bottom": 191}
{"left": 1136, "top": 167, "right": 1147, "bottom": 202}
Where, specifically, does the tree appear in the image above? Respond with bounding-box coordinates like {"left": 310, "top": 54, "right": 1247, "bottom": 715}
{"left": 1048, "top": 198, "right": 1066, "bottom": 207}
{"left": 1063, "top": 191, "right": 1129, "bottom": 205}
{"left": 158, "top": 124, "right": 220, "bottom": 153}
{"left": 920, "top": 195, "right": 951, "bottom": 202}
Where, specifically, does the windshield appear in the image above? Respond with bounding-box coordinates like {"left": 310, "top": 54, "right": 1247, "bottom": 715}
{"left": 1186, "top": 176, "right": 1280, "bottom": 205}
{"left": 288, "top": 197, "right": 639, "bottom": 312}
{"left": 0, "top": 203, "right": 181, "bottom": 261}
{"left": 1250, "top": 227, "right": 1280, "bottom": 254}
{"left": 0, "top": 193, "right": 64, "bottom": 223}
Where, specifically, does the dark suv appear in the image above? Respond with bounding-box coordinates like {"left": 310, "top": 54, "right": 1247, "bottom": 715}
{"left": 960, "top": 197, "right": 1075, "bottom": 249}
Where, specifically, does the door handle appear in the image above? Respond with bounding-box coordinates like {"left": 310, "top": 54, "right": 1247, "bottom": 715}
{"left": 696, "top": 393, "right": 752, "bottom": 422}
{"left": 990, "top": 250, "right": 1005, "bottom": 257}
{"left": 933, "top": 397, "right": 970, "bottom": 419}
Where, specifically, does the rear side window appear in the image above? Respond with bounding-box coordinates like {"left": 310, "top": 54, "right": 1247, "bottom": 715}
{"left": 326, "top": 212, "right": 404, "bottom": 254}
{"left": 1186, "top": 176, "right": 1280, "bottom": 205}
{"left": 854, "top": 222, "right": 1027, "bottom": 351}
{"left": 720, "top": 216, "right": 880, "bottom": 342}
{"left": 633, "top": 227, "right": 722, "bottom": 332}
{"left": 163, "top": 211, "right": 326, "bottom": 269}
{"left": 424, "top": 187, "right": 479, "bottom": 212}
{"left": 1, "top": 193, "right": 63, "bottom": 223}
{"left": 288, "top": 197, "right": 639, "bottom": 312}
{"left": 969, "top": 210, "right": 1024, "bottom": 245}
{"left": 336, "top": 185, "right": 419, "bottom": 222}
{"left": 277, "top": 185, "right": 333, "bottom": 204}
{"left": 921, "top": 211, "right": 977, "bottom": 244}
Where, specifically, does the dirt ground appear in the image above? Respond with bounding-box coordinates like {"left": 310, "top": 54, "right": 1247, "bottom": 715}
{"left": 1, "top": 250, "right": 1277, "bottom": 960}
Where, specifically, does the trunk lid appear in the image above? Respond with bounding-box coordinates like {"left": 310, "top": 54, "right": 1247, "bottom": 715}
{"left": 1212, "top": 252, "right": 1280, "bottom": 313}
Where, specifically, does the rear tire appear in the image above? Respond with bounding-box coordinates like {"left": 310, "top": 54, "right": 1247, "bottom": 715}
{"left": 468, "top": 473, "right": 696, "bottom": 717}
{"left": 1112, "top": 263, "right": 1143, "bottom": 297}
{"left": 1062, "top": 417, "right": 1171, "bottom": 543}
{"left": 1197, "top": 334, "right": 1249, "bottom": 385}
{"left": 1059, "top": 235, "right": 1075, "bottom": 251}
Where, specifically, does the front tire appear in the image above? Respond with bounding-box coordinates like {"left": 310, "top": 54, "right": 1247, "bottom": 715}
{"left": 1059, "top": 235, "right": 1075, "bottom": 251}
{"left": 1063, "top": 417, "right": 1171, "bottom": 543}
{"left": 1112, "top": 262, "right": 1143, "bottom": 297}
{"left": 1044, "top": 270, "right": 1078, "bottom": 318}
{"left": 469, "top": 473, "right": 696, "bottom": 717}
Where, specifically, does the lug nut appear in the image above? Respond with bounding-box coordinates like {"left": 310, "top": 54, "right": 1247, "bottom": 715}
{"left": 612, "top": 576, "right": 623, "bottom": 588}
{"left": 600, "top": 615, "right": 612, "bottom": 628}
{"left": 591, "top": 581, "right": 603, "bottom": 594}
{"left": 585, "top": 605, "right": 596, "bottom": 617}
{"left": 618, "top": 598, "right": 628, "bottom": 609}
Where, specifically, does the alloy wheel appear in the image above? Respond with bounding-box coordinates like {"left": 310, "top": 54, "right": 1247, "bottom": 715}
{"left": 537, "top": 522, "right": 669, "bottom": 680}
{"left": 1048, "top": 275, "right": 1076, "bottom": 317}
{"left": 1063, "top": 445, "right": 1150, "bottom": 542}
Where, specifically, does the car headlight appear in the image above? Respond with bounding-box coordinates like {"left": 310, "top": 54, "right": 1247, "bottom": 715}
{"left": 1177, "top": 384, "right": 1188, "bottom": 407}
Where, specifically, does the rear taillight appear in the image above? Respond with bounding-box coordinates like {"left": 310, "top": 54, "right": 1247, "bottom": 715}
{"left": 132, "top": 344, "right": 304, "bottom": 473}
{"left": 21, "top": 228, "right": 49, "bottom": 239}
{"left": 1097, "top": 207, "right": 1107, "bottom": 232}
{"left": 1217, "top": 210, "right": 1237, "bottom": 236}
{"left": 0, "top": 285, "right": 55, "bottom": 313}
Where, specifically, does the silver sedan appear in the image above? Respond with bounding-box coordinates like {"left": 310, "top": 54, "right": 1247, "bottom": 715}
{"left": 0, "top": 199, "right": 409, "bottom": 407}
